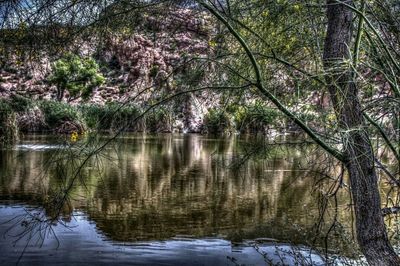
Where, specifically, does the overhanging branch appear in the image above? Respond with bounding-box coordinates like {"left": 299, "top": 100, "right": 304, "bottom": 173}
{"left": 198, "top": 0, "right": 345, "bottom": 162}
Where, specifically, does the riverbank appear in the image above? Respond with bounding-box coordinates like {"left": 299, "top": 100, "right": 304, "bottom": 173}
{"left": 0, "top": 95, "right": 292, "bottom": 146}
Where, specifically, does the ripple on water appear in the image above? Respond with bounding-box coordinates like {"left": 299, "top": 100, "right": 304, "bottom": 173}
{"left": 14, "top": 144, "right": 66, "bottom": 151}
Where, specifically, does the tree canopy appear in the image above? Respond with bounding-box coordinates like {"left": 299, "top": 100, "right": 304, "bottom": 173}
{"left": 48, "top": 53, "right": 105, "bottom": 102}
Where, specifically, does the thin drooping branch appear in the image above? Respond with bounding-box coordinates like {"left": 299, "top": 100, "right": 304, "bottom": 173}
{"left": 199, "top": 0, "right": 344, "bottom": 162}
{"left": 335, "top": 0, "right": 400, "bottom": 73}
{"left": 351, "top": 0, "right": 400, "bottom": 165}
{"left": 352, "top": 0, "right": 365, "bottom": 70}
{"left": 364, "top": 114, "right": 400, "bottom": 162}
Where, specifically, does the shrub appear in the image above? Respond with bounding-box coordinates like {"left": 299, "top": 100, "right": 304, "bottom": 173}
{"left": 0, "top": 100, "right": 18, "bottom": 145}
{"left": 232, "top": 103, "right": 280, "bottom": 133}
{"left": 115, "top": 104, "right": 141, "bottom": 130}
{"left": 0, "top": 99, "right": 12, "bottom": 115}
{"left": 40, "top": 101, "right": 80, "bottom": 128}
{"left": 203, "top": 108, "right": 233, "bottom": 134}
{"left": 48, "top": 53, "right": 105, "bottom": 102}
{"left": 144, "top": 108, "right": 172, "bottom": 132}
{"left": 9, "top": 94, "right": 33, "bottom": 112}
{"left": 79, "top": 104, "right": 103, "bottom": 129}
{"left": 0, "top": 100, "right": 12, "bottom": 132}
{"left": 80, "top": 103, "right": 140, "bottom": 131}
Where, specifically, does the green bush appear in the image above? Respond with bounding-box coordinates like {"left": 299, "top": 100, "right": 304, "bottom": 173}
{"left": 204, "top": 108, "right": 233, "bottom": 134}
{"left": 0, "top": 100, "right": 12, "bottom": 115}
{"left": 116, "top": 104, "right": 141, "bottom": 130}
{"left": 40, "top": 100, "right": 80, "bottom": 128}
{"left": 232, "top": 103, "right": 280, "bottom": 133}
{"left": 298, "top": 112, "right": 318, "bottom": 124}
{"left": 0, "top": 100, "right": 18, "bottom": 145}
{"left": 144, "top": 108, "right": 172, "bottom": 132}
{"left": 48, "top": 53, "right": 105, "bottom": 102}
{"left": 79, "top": 104, "right": 103, "bottom": 129}
{"left": 0, "top": 100, "right": 12, "bottom": 132}
{"left": 80, "top": 103, "right": 140, "bottom": 131}
{"left": 149, "top": 65, "right": 159, "bottom": 78}
{"left": 9, "top": 94, "right": 33, "bottom": 112}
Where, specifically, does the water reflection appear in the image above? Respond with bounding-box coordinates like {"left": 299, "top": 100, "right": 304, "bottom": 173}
{"left": 0, "top": 134, "right": 357, "bottom": 264}
{"left": 0, "top": 206, "right": 328, "bottom": 266}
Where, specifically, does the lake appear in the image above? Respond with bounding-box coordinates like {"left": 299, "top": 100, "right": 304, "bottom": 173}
{"left": 0, "top": 134, "right": 371, "bottom": 265}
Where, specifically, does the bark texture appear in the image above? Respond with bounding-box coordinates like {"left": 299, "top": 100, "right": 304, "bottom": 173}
{"left": 323, "top": 1, "right": 400, "bottom": 265}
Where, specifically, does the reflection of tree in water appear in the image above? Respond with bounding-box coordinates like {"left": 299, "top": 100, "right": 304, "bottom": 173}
{"left": 0, "top": 148, "right": 49, "bottom": 202}
{"left": 78, "top": 136, "right": 338, "bottom": 244}
{"left": 0, "top": 134, "right": 357, "bottom": 256}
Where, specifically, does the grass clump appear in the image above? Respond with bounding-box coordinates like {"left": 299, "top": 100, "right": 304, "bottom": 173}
{"left": 9, "top": 94, "right": 33, "bottom": 112}
{"left": 233, "top": 103, "right": 280, "bottom": 133}
{"left": 203, "top": 108, "right": 233, "bottom": 134}
{"left": 0, "top": 99, "right": 18, "bottom": 145}
{"left": 144, "top": 108, "right": 172, "bottom": 132}
{"left": 203, "top": 103, "right": 281, "bottom": 134}
{"left": 40, "top": 100, "right": 81, "bottom": 129}
{"left": 80, "top": 102, "right": 140, "bottom": 131}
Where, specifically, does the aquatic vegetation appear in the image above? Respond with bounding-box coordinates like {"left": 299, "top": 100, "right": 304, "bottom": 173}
{"left": 79, "top": 102, "right": 141, "bottom": 131}
{"left": 0, "top": 101, "right": 18, "bottom": 146}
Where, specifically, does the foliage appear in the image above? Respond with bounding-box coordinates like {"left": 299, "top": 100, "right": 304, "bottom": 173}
{"left": 203, "top": 103, "right": 282, "bottom": 134}
{"left": 178, "top": 67, "right": 206, "bottom": 87}
{"left": 203, "top": 108, "right": 233, "bottom": 134}
{"left": 1, "top": 0, "right": 400, "bottom": 263}
{"left": 40, "top": 100, "right": 80, "bottom": 128}
{"left": 48, "top": 53, "right": 105, "bottom": 102}
{"left": 0, "top": 96, "right": 42, "bottom": 138}
{"left": 79, "top": 103, "right": 140, "bottom": 131}
{"left": 149, "top": 65, "right": 159, "bottom": 78}
{"left": 0, "top": 100, "right": 18, "bottom": 146}
{"left": 144, "top": 108, "right": 172, "bottom": 132}
{"left": 8, "top": 94, "right": 33, "bottom": 112}
{"left": 0, "top": 100, "right": 12, "bottom": 117}
{"left": 231, "top": 103, "right": 281, "bottom": 133}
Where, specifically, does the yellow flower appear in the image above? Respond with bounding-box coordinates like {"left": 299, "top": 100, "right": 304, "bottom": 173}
{"left": 327, "top": 113, "right": 336, "bottom": 122}
{"left": 70, "top": 131, "right": 78, "bottom": 142}
{"left": 208, "top": 40, "right": 217, "bottom": 47}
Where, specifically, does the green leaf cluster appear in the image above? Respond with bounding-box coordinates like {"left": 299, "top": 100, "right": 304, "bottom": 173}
{"left": 40, "top": 100, "right": 80, "bottom": 128}
{"left": 48, "top": 53, "right": 105, "bottom": 101}
{"left": 79, "top": 103, "right": 140, "bottom": 131}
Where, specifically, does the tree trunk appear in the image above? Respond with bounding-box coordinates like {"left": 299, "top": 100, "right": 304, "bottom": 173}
{"left": 323, "top": 1, "right": 400, "bottom": 265}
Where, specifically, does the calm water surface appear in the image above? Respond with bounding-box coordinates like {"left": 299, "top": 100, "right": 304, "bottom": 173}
{"left": 0, "top": 134, "right": 357, "bottom": 265}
